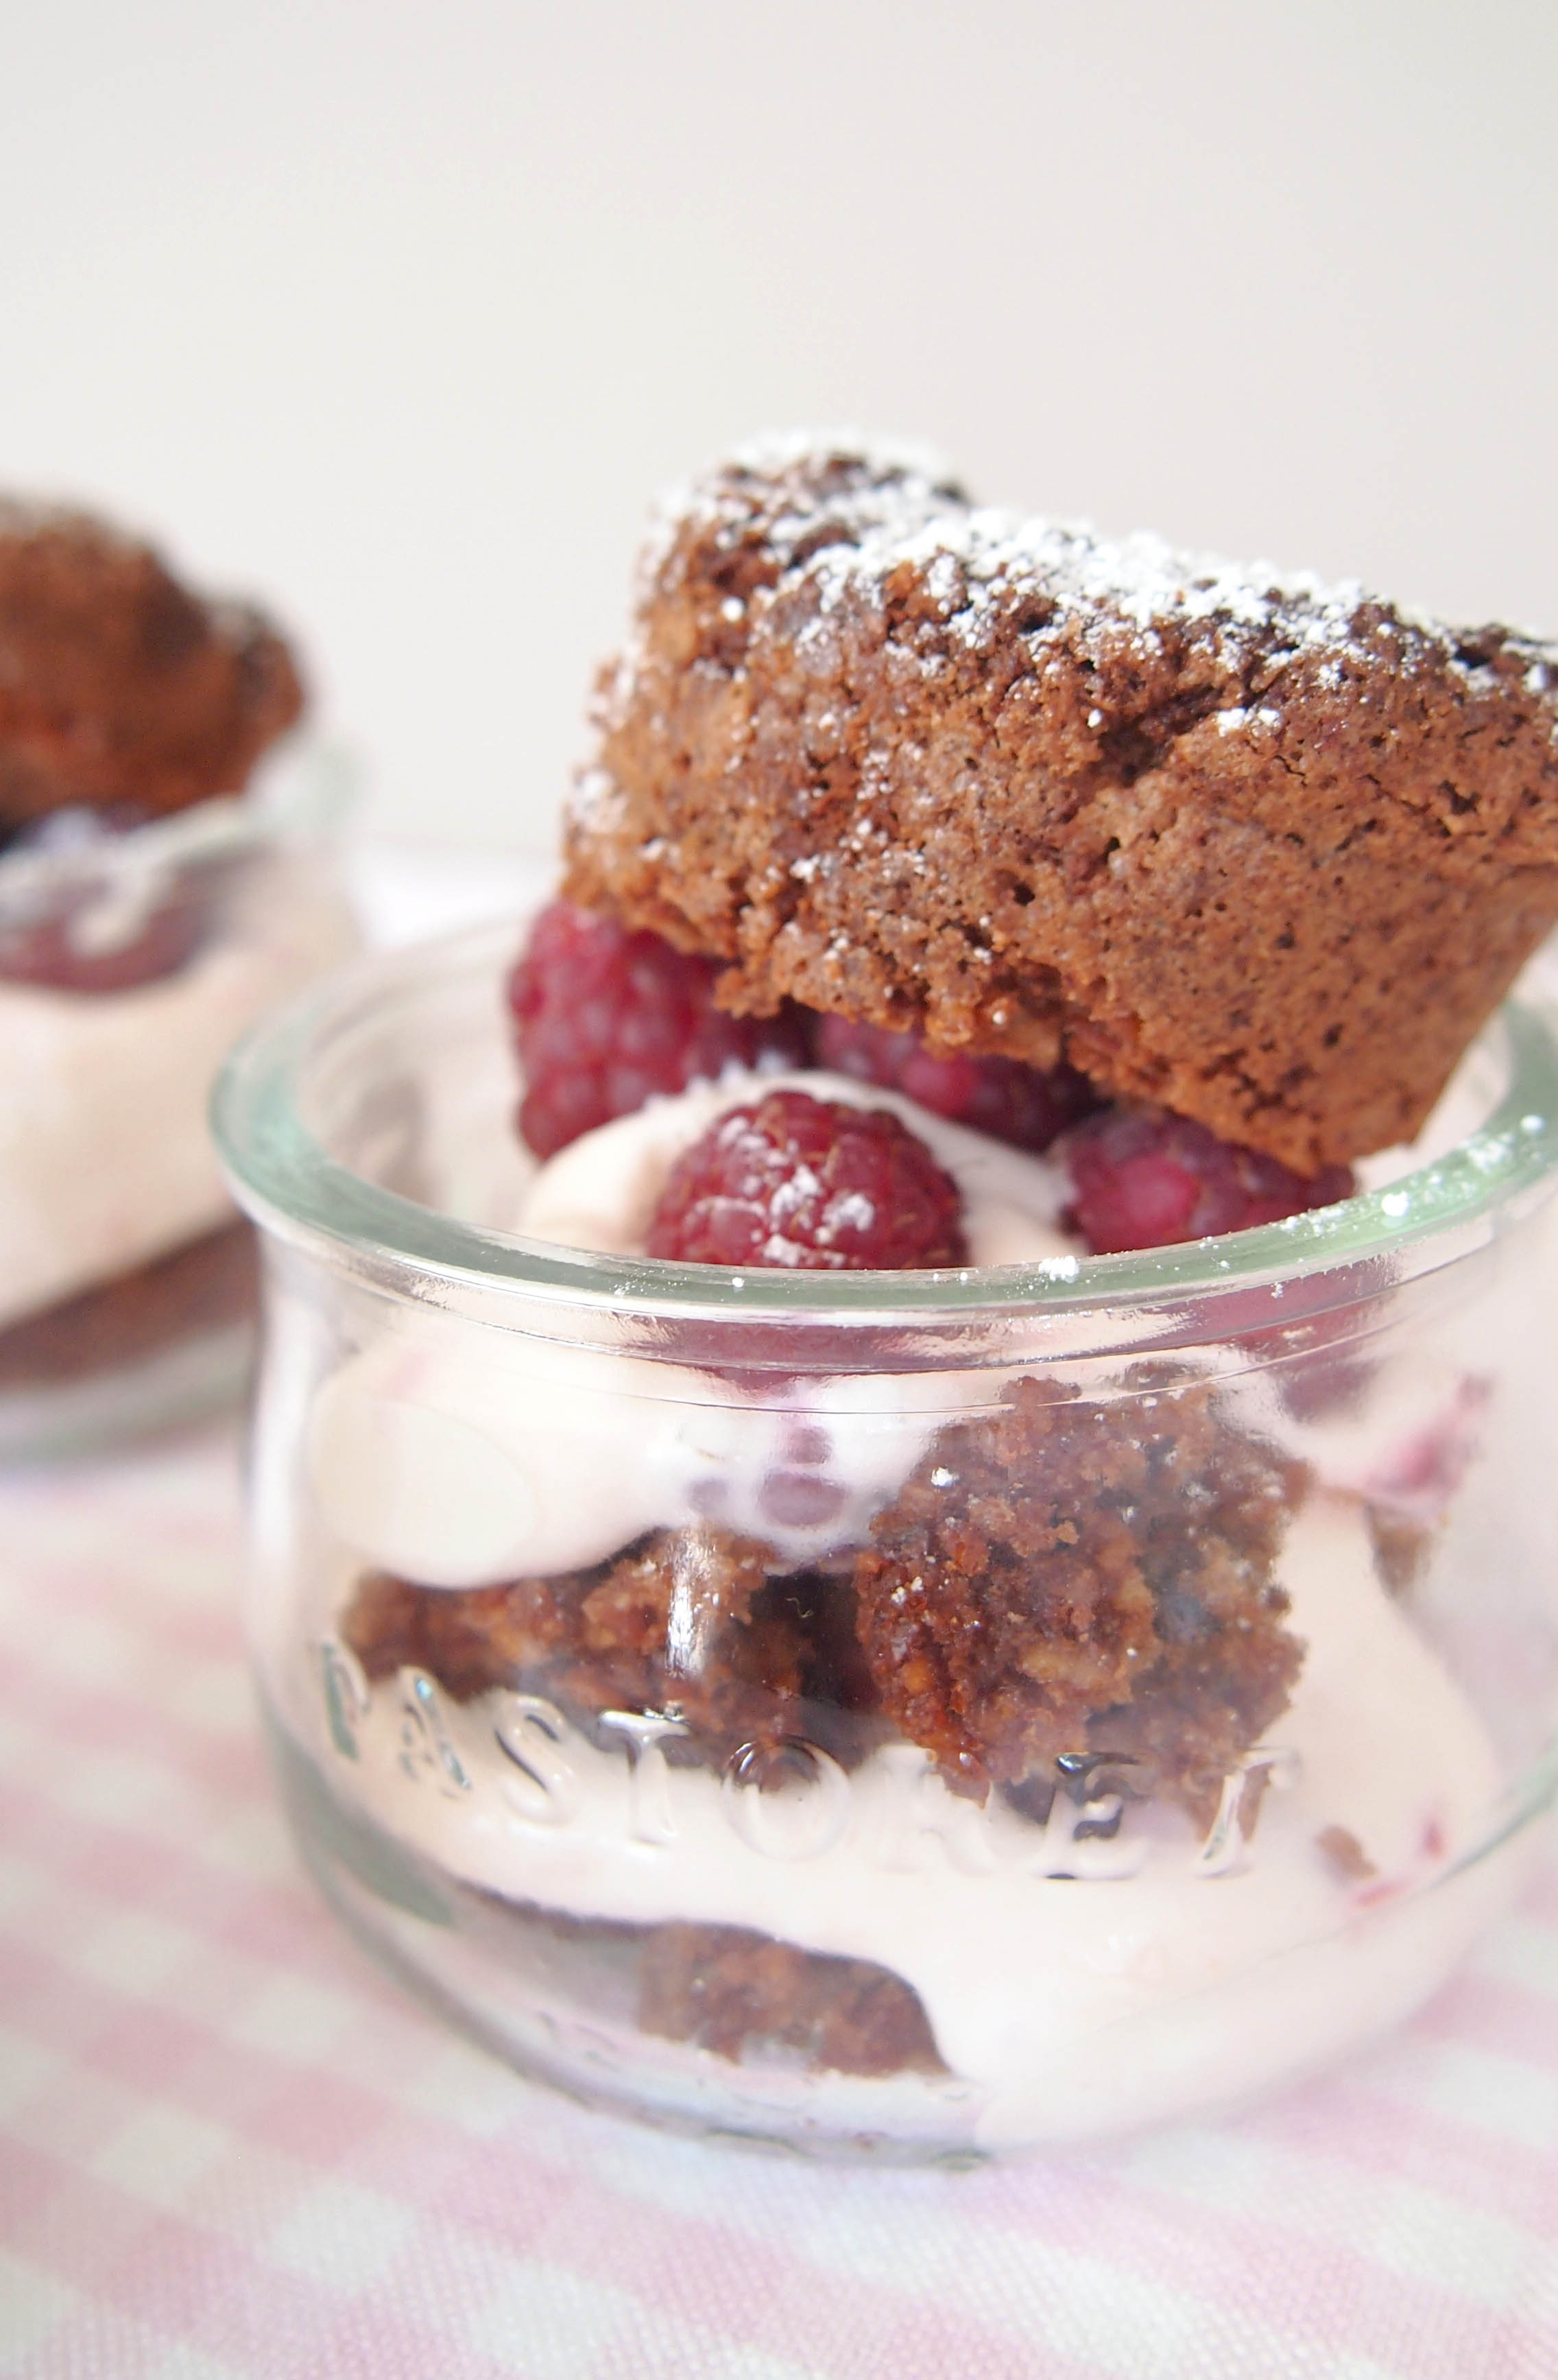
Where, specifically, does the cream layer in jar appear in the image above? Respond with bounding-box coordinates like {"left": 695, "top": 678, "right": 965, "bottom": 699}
{"left": 308, "top": 1066, "right": 1480, "bottom": 1584}
{"left": 309, "top": 1071, "right": 1076, "bottom": 1580}
{"left": 0, "top": 842, "right": 357, "bottom": 1333}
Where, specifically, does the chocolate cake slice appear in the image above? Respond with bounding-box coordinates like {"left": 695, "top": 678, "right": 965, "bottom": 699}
{"left": 0, "top": 499, "right": 304, "bottom": 833}
{"left": 565, "top": 437, "right": 1558, "bottom": 1170}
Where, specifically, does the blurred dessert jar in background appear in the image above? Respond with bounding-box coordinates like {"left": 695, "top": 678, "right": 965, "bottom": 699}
{"left": 0, "top": 499, "right": 358, "bottom": 1456}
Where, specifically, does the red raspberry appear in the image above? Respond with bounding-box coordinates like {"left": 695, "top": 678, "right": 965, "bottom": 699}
{"left": 1062, "top": 1104, "right": 1354, "bottom": 1254}
{"left": 645, "top": 1088, "right": 968, "bottom": 1270}
{"left": 0, "top": 810, "right": 208, "bottom": 992}
{"left": 813, "top": 1014, "right": 1095, "bottom": 1153}
{"left": 507, "top": 902, "right": 810, "bottom": 1158}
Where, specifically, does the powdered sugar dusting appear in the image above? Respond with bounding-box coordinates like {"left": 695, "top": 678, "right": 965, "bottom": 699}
{"left": 638, "top": 435, "right": 1558, "bottom": 700}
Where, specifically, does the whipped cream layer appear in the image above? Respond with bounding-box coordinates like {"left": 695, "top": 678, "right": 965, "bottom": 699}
{"left": 309, "top": 1070, "right": 1075, "bottom": 1583}
{"left": 309, "top": 1064, "right": 1483, "bottom": 1588}
{"left": 0, "top": 847, "right": 357, "bottom": 1329}
{"left": 309, "top": 1320, "right": 998, "bottom": 1582}
{"left": 312, "top": 1496, "right": 1513, "bottom": 2147}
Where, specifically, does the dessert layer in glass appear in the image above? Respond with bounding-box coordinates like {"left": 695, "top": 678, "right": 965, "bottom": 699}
{"left": 216, "top": 927, "right": 1558, "bottom": 2154}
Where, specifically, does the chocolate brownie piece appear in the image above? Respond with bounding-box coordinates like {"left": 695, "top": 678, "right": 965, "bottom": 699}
{"left": 456, "top": 1888, "right": 946, "bottom": 2079}
{"left": 341, "top": 1526, "right": 815, "bottom": 1766}
{"left": 566, "top": 438, "right": 1558, "bottom": 1169}
{"left": 344, "top": 1371, "right": 1300, "bottom": 1829}
{"left": 0, "top": 500, "right": 304, "bottom": 833}
{"left": 638, "top": 1920, "right": 944, "bottom": 2075}
{"left": 344, "top": 1545, "right": 888, "bottom": 1779}
{"left": 852, "top": 1367, "right": 1305, "bottom": 1823}
{"left": 340, "top": 1565, "right": 583, "bottom": 1704}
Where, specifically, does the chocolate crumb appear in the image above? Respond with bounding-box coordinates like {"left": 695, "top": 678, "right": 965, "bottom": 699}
{"left": 852, "top": 1366, "right": 1306, "bottom": 1822}
{"left": 1317, "top": 1823, "right": 1378, "bottom": 1883}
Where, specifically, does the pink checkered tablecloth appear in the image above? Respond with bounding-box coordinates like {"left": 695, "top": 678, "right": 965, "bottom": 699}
{"left": 1, "top": 1420, "right": 1557, "bottom": 2379}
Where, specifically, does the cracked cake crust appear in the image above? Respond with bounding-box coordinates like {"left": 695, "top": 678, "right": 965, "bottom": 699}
{"left": 564, "top": 437, "right": 1558, "bottom": 1171}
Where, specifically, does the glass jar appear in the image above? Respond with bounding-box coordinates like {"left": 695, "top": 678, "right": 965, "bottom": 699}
{"left": 0, "top": 737, "right": 358, "bottom": 1460}
{"left": 214, "top": 923, "right": 1558, "bottom": 2158}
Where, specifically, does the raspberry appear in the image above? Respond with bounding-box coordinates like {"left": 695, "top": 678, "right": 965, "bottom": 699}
{"left": 1062, "top": 1104, "right": 1354, "bottom": 1254}
{"left": 645, "top": 1088, "right": 968, "bottom": 1270}
{"left": 813, "top": 1013, "right": 1095, "bottom": 1153}
{"left": 507, "top": 902, "right": 810, "bottom": 1158}
{"left": 0, "top": 809, "right": 208, "bottom": 992}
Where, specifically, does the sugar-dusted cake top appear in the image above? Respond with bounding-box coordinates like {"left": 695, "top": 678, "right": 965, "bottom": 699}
{"left": 636, "top": 433, "right": 1555, "bottom": 702}
{"left": 568, "top": 437, "right": 1558, "bottom": 1170}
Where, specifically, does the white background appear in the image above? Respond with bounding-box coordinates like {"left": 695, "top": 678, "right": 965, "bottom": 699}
{"left": 1, "top": 0, "right": 1553, "bottom": 856}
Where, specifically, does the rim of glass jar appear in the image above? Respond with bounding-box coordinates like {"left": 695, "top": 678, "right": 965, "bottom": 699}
{"left": 0, "top": 728, "right": 357, "bottom": 923}
{"left": 211, "top": 920, "right": 1558, "bottom": 1324}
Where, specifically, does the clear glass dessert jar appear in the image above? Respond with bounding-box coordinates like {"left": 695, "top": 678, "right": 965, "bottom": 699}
{"left": 215, "top": 924, "right": 1558, "bottom": 2159}
{"left": 0, "top": 737, "right": 357, "bottom": 1460}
